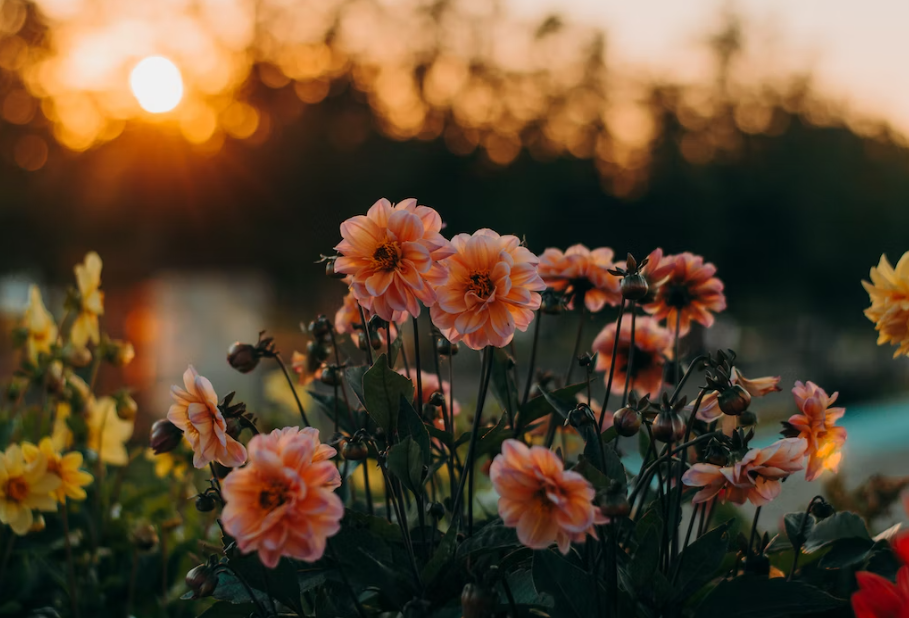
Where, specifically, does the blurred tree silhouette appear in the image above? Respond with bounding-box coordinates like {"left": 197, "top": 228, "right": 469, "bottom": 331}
{"left": 0, "top": 2, "right": 907, "bottom": 396}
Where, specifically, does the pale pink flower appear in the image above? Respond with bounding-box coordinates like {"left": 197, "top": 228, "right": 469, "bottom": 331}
{"left": 538, "top": 244, "right": 621, "bottom": 312}
{"left": 221, "top": 427, "right": 342, "bottom": 568}
{"left": 167, "top": 366, "right": 247, "bottom": 469}
{"left": 430, "top": 229, "right": 546, "bottom": 349}
{"left": 490, "top": 440, "right": 607, "bottom": 554}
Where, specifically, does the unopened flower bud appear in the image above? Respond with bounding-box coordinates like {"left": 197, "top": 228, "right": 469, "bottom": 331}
{"left": 6, "top": 376, "right": 28, "bottom": 402}
{"left": 435, "top": 338, "right": 459, "bottom": 356}
{"left": 113, "top": 341, "right": 135, "bottom": 367}
{"left": 325, "top": 258, "right": 346, "bottom": 279}
{"left": 718, "top": 384, "right": 751, "bottom": 416}
{"left": 185, "top": 561, "right": 219, "bottom": 599}
{"left": 652, "top": 410, "right": 685, "bottom": 443}
{"left": 115, "top": 392, "right": 138, "bottom": 421}
{"left": 428, "top": 502, "right": 445, "bottom": 520}
{"left": 429, "top": 392, "right": 446, "bottom": 407}
{"left": 132, "top": 523, "right": 159, "bottom": 551}
{"left": 540, "top": 289, "right": 563, "bottom": 315}
{"left": 150, "top": 419, "right": 183, "bottom": 455}
{"left": 306, "top": 341, "right": 332, "bottom": 362}
{"left": 227, "top": 342, "right": 260, "bottom": 373}
{"left": 612, "top": 407, "right": 641, "bottom": 437}
{"left": 567, "top": 403, "right": 596, "bottom": 429}
{"left": 29, "top": 514, "right": 46, "bottom": 533}
{"left": 44, "top": 361, "right": 66, "bottom": 396}
{"left": 195, "top": 493, "right": 216, "bottom": 512}
{"left": 621, "top": 274, "right": 649, "bottom": 301}
{"left": 342, "top": 440, "right": 369, "bottom": 461}
{"left": 737, "top": 410, "right": 758, "bottom": 427}
{"left": 599, "top": 483, "right": 630, "bottom": 518}
{"left": 308, "top": 316, "right": 333, "bottom": 339}
{"left": 319, "top": 365, "right": 343, "bottom": 386}
{"left": 809, "top": 499, "right": 835, "bottom": 519}
{"left": 62, "top": 344, "right": 92, "bottom": 368}
{"left": 461, "top": 583, "right": 497, "bottom": 618}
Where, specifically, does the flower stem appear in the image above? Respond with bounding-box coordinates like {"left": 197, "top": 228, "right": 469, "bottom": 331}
{"left": 362, "top": 462, "right": 374, "bottom": 516}
{"left": 673, "top": 311, "right": 682, "bottom": 385}
{"left": 451, "top": 347, "right": 493, "bottom": 533}
{"left": 386, "top": 323, "right": 393, "bottom": 368}
{"left": 61, "top": 505, "right": 80, "bottom": 618}
{"left": 411, "top": 317, "right": 423, "bottom": 412}
{"left": 788, "top": 495, "right": 824, "bottom": 581}
{"left": 598, "top": 300, "right": 626, "bottom": 434}
{"left": 432, "top": 345, "right": 459, "bottom": 500}
{"left": 564, "top": 304, "right": 587, "bottom": 385}
{"left": 274, "top": 353, "right": 310, "bottom": 427}
{"left": 520, "top": 310, "right": 542, "bottom": 409}
{"left": 748, "top": 506, "right": 763, "bottom": 560}
{"left": 126, "top": 547, "right": 138, "bottom": 618}
{"left": 327, "top": 327, "right": 357, "bottom": 430}
{"left": 621, "top": 302, "right": 637, "bottom": 407}
{"left": 357, "top": 305, "right": 375, "bottom": 366}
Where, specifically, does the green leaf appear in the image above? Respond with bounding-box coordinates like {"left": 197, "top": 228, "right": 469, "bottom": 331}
{"left": 639, "top": 427, "right": 652, "bottom": 459}
{"left": 803, "top": 512, "right": 871, "bottom": 553}
{"left": 345, "top": 365, "right": 369, "bottom": 410}
{"left": 673, "top": 520, "right": 732, "bottom": 601}
{"left": 343, "top": 508, "right": 403, "bottom": 543}
{"left": 489, "top": 348, "right": 519, "bottom": 424}
{"left": 784, "top": 512, "right": 815, "bottom": 549}
{"left": 387, "top": 436, "right": 425, "bottom": 494}
{"left": 457, "top": 521, "right": 519, "bottom": 560}
{"left": 516, "top": 382, "right": 587, "bottom": 432}
{"left": 398, "top": 395, "right": 431, "bottom": 466}
{"left": 198, "top": 601, "right": 257, "bottom": 617}
{"left": 540, "top": 386, "right": 580, "bottom": 421}
{"left": 818, "top": 538, "right": 874, "bottom": 569}
{"left": 389, "top": 332, "right": 404, "bottom": 367}
{"left": 630, "top": 527, "right": 660, "bottom": 594}
{"left": 572, "top": 455, "right": 610, "bottom": 491}
{"left": 694, "top": 577, "right": 845, "bottom": 618}
{"left": 532, "top": 550, "right": 597, "bottom": 618}
{"left": 361, "top": 354, "right": 414, "bottom": 433}
{"left": 212, "top": 569, "right": 271, "bottom": 606}
{"left": 422, "top": 523, "right": 459, "bottom": 587}
{"left": 427, "top": 424, "right": 454, "bottom": 448}
{"left": 224, "top": 554, "right": 302, "bottom": 615}
{"left": 308, "top": 390, "right": 358, "bottom": 435}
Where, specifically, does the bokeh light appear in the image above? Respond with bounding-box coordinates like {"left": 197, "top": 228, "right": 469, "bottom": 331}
{"left": 129, "top": 56, "right": 183, "bottom": 113}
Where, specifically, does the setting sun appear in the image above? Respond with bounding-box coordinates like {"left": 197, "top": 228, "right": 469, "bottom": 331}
{"left": 129, "top": 56, "right": 184, "bottom": 114}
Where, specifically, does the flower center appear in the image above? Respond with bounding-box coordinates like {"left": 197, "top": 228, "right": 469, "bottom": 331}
{"left": 664, "top": 282, "right": 693, "bottom": 309}
{"left": 372, "top": 241, "right": 401, "bottom": 271}
{"left": 259, "top": 481, "right": 288, "bottom": 511}
{"left": 621, "top": 349, "right": 655, "bottom": 379}
{"left": 468, "top": 272, "right": 494, "bottom": 299}
{"left": 6, "top": 476, "right": 29, "bottom": 502}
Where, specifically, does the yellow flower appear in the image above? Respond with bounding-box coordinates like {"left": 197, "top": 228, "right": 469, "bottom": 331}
{"left": 71, "top": 252, "right": 104, "bottom": 348}
{"left": 23, "top": 285, "right": 57, "bottom": 364}
{"left": 144, "top": 448, "right": 188, "bottom": 481}
{"left": 0, "top": 444, "right": 61, "bottom": 535}
{"left": 87, "top": 396, "right": 134, "bottom": 466}
{"left": 863, "top": 251, "right": 909, "bottom": 357}
{"left": 51, "top": 401, "right": 75, "bottom": 452}
{"left": 22, "top": 438, "right": 93, "bottom": 503}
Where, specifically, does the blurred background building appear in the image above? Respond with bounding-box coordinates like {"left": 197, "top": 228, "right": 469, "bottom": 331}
{"left": 0, "top": 0, "right": 908, "bottom": 490}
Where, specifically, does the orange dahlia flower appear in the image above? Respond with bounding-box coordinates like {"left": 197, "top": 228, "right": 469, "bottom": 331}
{"left": 592, "top": 314, "right": 672, "bottom": 397}
{"left": 335, "top": 283, "right": 405, "bottom": 340}
{"left": 787, "top": 381, "right": 847, "bottom": 481}
{"left": 537, "top": 244, "right": 621, "bottom": 312}
{"left": 490, "top": 439, "right": 606, "bottom": 553}
{"left": 643, "top": 252, "right": 726, "bottom": 335}
{"left": 430, "top": 229, "right": 545, "bottom": 349}
{"left": 696, "top": 367, "right": 781, "bottom": 422}
{"left": 334, "top": 198, "right": 454, "bottom": 322}
{"left": 682, "top": 437, "right": 806, "bottom": 506}
{"left": 221, "top": 427, "right": 342, "bottom": 568}
{"left": 862, "top": 251, "right": 909, "bottom": 358}
{"left": 167, "top": 366, "right": 247, "bottom": 469}
{"left": 851, "top": 533, "right": 909, "bottom": 618}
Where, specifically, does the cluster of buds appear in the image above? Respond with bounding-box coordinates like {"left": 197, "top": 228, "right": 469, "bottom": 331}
{"left": 194, "top": 476, "right": 224, "bottom": 512}
{"left": 226, "top": 330, "right": 278, "bottom": 374}
{"left": 652, "top": 392, "right": 687, "bottom": 443}
{"left": 704, "top": 350, "right": 751, "bottom": 417}
{"left": 609, "top": 252, "right": 650, "bottom": 301}
{"left": 218, "top": 391, "right": 255, "bottom": 441}
{"left": 612, "top": 394, "right": 650, "bottom": 437}
{"left": 353, "top": 314, "right": 383, "bottom": 352}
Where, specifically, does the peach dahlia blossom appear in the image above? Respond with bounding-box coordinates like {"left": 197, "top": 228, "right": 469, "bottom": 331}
{"left": 682, "top": 438, "right": 807, "bottom": 506}
{"left": 862, "top": 251, "right": 909, "bottom": 358}
{"left": 167, "top": 366, "right": 247, "bottom": 469}
{"left": 643, "top": 252, "right": 726, "bottom": 336}
{"left": 335, "top": 282, "right": 405, "bottom": 341}
{"left": 430, "top": 229, "right": 546, "bottom": 350}
{"left": 221, "top": 427, "right": 343, "bottom": 568}
{"left": 334, "top": 198, "right": 454, "bottom": 322}
{"left": 592, "top": 315, "right": 672, "bottom": 397}
{"left": 537, "top": 244, "right": 621, "bottom": 312}
{"left": 786, "top": 381, "right": 847, "bottom": 481}
{"left": 696, "top": 367, "right": 781, "bottom": 422}
{"left": 490, "top": 439, "right": 606, "bottom": 554}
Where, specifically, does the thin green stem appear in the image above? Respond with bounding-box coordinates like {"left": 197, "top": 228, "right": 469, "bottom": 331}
{"left": 411, "top": 317, "right": 423, "bottom": 414}
{"left": 357, "top": 305, "right": 375, "bottom": 366}
{"left": 748, "top": 506, "right": 763, "bottom": 560}
{"left": 520, "top": 310, "right": 542, "bottom": 408}
{"left": 621, "top": 302, "right": 637, "bottom": 407}
{"left": 274, "top": 353, "right": 310, "bottom": 426}
{"left": 597, "top": 300, "right": 626, "bottom": 435}
{"left": 788, "top": 495, "right": 824, "bottom": 581}
{"left": 564, "top": 304, "right": 587, "bottom": 385}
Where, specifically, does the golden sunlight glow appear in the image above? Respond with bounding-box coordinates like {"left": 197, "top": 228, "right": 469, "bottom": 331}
{"left": 129, "top": 56, "right": 184, "bottom": 114}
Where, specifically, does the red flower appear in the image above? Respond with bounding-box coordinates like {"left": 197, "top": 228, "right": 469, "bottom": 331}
{"left": 852, "top": 533, "right": 909, "bottom": 618}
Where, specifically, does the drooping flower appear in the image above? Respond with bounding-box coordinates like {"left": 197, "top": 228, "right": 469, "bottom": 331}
{"left": 430, "top": 229, "right": 546, "bottom": 350}
{"left": 682, "top": 438, "right": 807, "bottom": 506}
{"left": 537, "top": 244, "right": 621, "bottom": 312}
{"left": 334, "top": 198, "right": 454, "bottom": 321}
{"left": 785, "top": 381, "right": 847, "bottom": 481}
{"left": 592, "top": 314, "right": 672, "bottom": 397}
{"left": 87, "top": 396, "right": 135, "bottom": 466}
{"left": 490, "top": 439, "right": 607, "bottom": 554}
{"left": 862, "top": 252, "right": 909, "bottom": 358}
{"left": 22, "top": 438, "right": 93, "bottom": 503}
{"left": 0, "top": 444, "right": 61, "bottom": 535}
{"left": 695, "top": 367, "right": 781, "bottom": 422}
{"left": 614, "top": 248, "right": 674, "bottom": 304}
{"left": 851, "top": 533, "right": 909, "bottom": 618}
{"left": 167, "top": 366, "right": 247, "bottom": 469}
{"left": 221, "top": 427, "right": 343, "bottom": 568}
{"left": 22, "top": 285, "right": 57, "bottom": 364}
{"left": 643, "top": 252, "right": 726, "bottom": 335}
{"left": 71, "top": 252, "right": 104, "bottom": 348}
